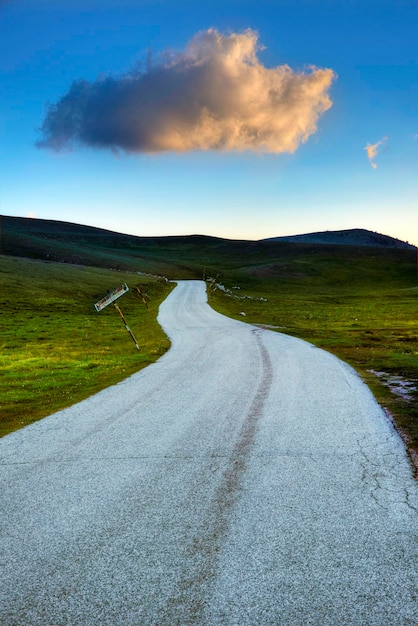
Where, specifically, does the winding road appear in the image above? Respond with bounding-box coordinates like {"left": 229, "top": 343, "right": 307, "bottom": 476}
{"left": 1, "top": 280, "right": 417, "bottom": 625}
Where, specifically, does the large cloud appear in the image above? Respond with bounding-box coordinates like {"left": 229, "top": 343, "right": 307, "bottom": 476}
{"left": 37, "top": 29, "right": 336, "bottom": 154}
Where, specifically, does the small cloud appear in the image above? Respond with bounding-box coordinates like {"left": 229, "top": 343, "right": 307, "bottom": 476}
{"left": 364, "top": 136, "right": 388, "bottom": 169}
{"left": 26, "top": 212, "right": 37, "bottom": 218}
{"left": 37, "top": 28, "right": 336, "bottom": 155}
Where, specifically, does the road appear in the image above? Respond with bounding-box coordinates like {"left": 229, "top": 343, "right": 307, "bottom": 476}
{"left": 1, "top": 280, "right": 417, "bottom": 625}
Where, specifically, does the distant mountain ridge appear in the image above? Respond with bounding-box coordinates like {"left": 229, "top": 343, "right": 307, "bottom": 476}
{"left": 263, "top": 228, "right": 415, "bottom": 249}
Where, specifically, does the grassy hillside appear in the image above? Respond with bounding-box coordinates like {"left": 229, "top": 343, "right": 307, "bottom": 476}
{"left": 0, "top": 215, "right": 220, "bottom": 277}
{"left": 2, "top": 215, "right": 414, "bottom": 279}
{"left": 1, "top": 215, "right": 417, "bottom": 471}
{"left": 207, "top": 250, "right": 418, "bottom": 470}
{"left": 0, "top": 256, "right": 173, "bottom": 436}
{"left": 264, "top": 227, "right": 415, "bottom": 249}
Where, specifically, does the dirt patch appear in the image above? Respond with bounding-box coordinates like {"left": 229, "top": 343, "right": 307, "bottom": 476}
{"left": 368, "top": 369, "right": 418, "bottom": 477}
{"left": 254, "top": 323, "right": 286, "bottom": 330}
{"left": 368, "top": 370, "right": 417, "bottom": 401}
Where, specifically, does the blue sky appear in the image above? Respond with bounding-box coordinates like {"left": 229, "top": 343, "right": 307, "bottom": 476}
{"left": 1, "top": 0, "right": 417, "bottom": 244}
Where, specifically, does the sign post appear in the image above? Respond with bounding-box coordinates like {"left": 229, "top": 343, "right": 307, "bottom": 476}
{"left": 113, "top": 304, "right": 140, "bottom": 350}
{"left": 135, "top": 285, "right": 149, "bottom": 309}
{"left": 94, "top": 284, "right": 140, "bottom": 350}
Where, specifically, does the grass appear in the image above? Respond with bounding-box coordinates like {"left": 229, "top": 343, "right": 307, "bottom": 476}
{"left": 0, "top": 256, "right": 173, "bottom": 436}
{"left": 1, "top": 215, "right": 417, "bottom": 473}
{"left": 207, "top": 251, "right": 418, "bottom": 470}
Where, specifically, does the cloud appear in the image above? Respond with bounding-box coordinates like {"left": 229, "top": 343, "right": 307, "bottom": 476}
{"left": 37, "top": 29, "right": 336, "bottom": 155}
{"left": 364, "top": 136, "right": 388, "bottom": 169}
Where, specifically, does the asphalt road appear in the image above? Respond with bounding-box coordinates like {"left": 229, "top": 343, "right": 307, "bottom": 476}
{"left": 1, "top": 280, "right": 417, "bottom": 625}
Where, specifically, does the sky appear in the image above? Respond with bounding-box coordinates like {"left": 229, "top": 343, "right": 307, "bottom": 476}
{"left": 1, "top": 0, "right": 417, "bottom": 245}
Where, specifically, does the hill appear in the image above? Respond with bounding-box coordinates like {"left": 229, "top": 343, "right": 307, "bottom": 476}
{"left": 263, "top": 228, "right": 415, "bottom": 249}
{"left": 1, "top": 214, "right": 417, "bottom": 465}
{"left": 0, "top": 216, "right": 415, "bottom": 287}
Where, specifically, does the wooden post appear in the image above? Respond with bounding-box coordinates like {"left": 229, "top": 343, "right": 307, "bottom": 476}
{"left": 114, "top": 304, "right": 140, "bottom": 350}
{"left": 135, "top": 286, "right": 149, "bottom": 309}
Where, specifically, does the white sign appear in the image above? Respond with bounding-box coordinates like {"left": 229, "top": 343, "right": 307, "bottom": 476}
{"left": 94, "top": 283, "right": 129, "bottom": 312}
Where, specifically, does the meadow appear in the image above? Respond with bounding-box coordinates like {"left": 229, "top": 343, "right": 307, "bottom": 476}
{"left": 1, "top": 215, "right": 416, "bottom": 471}
{"left": 207, "top": 248, "right": 418, "bottom": 468}
{"left": 0, "top": 256, "right": 173, "bottom": 436}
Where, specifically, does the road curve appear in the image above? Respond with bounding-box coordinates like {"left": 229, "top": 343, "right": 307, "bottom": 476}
{"left": 1, "top": 280, "right": 417, "bottom": 625}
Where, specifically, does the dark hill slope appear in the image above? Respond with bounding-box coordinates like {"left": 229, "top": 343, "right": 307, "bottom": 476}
{"left": 0, "top": 215, "right": 416, "bottom": 290}
{"left": 0, "top": 215, "right": 218, "bottom": 278}
{"left": 264, "top": 228, "right": 415, "bottom": 250}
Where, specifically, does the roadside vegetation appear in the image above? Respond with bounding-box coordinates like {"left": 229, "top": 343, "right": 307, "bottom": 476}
{"left": 207, "top": 247, "right": 418, "bottom": 471}
{"left": 0, "top": 256, "right": 173, "bottom": 436}
{"left": 1, "top": 215, "right": 416, "bottom": 474}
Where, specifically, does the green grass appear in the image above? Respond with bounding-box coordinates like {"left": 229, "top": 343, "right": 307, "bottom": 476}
{"left": 208, "top": 257, "right": 418, "bottom": 468}
{"left": 1, "top": 216, "right": 417, "bottom": 473}
{"left": 0, "top": 256, "right": 173, "bottom": 436}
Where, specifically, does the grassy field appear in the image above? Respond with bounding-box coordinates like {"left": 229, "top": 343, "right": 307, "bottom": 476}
{"left": 207, "top": 246, "right": 418, "bottom": 470}
{"left": 1, "top": 216, "right": 417, "bottom": 474}
{"left": 0, "top": 256, "right": 173, "bottom": 436}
